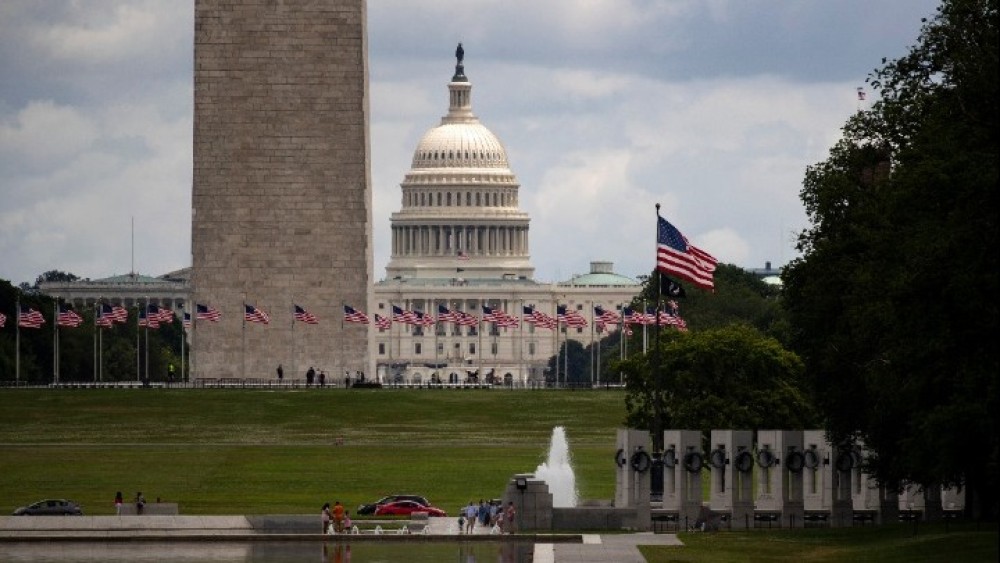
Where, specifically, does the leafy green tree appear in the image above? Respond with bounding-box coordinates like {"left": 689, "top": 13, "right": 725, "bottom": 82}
{"left": 618, "top": 324, "right": 815, "bottom": 440}
{"left": 783, "top": 0, "right": 997, "bottom": 518}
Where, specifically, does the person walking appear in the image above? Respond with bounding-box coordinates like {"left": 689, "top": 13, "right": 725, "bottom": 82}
{"left": 504, "top": 501, "right": 517, "bottom": 534}
{"left": 134, "top": 492, "right": 146, "bottom": 515}
{"left": 114, "top": 491, "right": 123, "bottom": 515}
{"left": 478, "top": 499, "right": 489, "bottom": 528}
{"left": 333, "top": 500, "right": 346, "bottom": 533}
{"left": 277, "top": 364, "right": 284, "bottom": 382}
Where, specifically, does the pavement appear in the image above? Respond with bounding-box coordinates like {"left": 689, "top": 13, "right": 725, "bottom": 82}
{"left": 0, "top": 515, "right": 684, "bottom": 562}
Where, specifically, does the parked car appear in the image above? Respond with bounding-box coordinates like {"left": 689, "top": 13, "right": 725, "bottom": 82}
{"left": 356, "top": 495, "right": 430, "bottom": 515}
{"left": 374, "top": 500, "right": 446, "bottom": 517}
{"left": 13, "top": 499, "right": 83, "bottom": 516}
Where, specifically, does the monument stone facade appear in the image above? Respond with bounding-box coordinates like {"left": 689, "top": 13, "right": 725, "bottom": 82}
{"left": 191, "top": 0, "right": 373, "bottom": 379}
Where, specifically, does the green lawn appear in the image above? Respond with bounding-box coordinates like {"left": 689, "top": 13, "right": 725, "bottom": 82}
{"left": 0, "top": 388, "right": 626, "bottom": 515}
{"left": 640, "top": 524, "right": 999, "bottom": 562}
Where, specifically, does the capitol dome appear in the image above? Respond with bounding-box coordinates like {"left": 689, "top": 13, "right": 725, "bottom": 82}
{"left": 385, "top": 46, "right": 533, "bottom": 281}
{"left": 411, "top": 122, "right": 510, "bottom": 169}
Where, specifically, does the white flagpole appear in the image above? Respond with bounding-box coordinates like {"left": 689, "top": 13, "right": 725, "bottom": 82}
{"left": 144, "top": 298, "right": 149, "bottom": 383}
{"left": 15, "top": 299, "right": 21, "bottom": 384}
{"left": 180, "top": 307, "right": 185, "bottom": 384}
{"left": 135, "top": 304, "right": 140, "bottom": 382}
{"left": 53, "top": 302, "right": 58, "bottom": 384}
{"left": 93, "top": 304, "right": 98, "bottom": 382}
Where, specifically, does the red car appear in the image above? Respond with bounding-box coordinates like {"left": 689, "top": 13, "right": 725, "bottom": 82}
{"left": 374, "top": 500, "right": 446, "bottom": 517}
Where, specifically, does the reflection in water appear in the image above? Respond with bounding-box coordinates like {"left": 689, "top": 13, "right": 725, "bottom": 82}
{"left": 0, "top": 541, "right": 535, "bottom": 563}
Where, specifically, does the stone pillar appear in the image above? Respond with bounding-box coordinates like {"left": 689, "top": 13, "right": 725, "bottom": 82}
{"left": 663, "top": 429, "right": 702, "bottom": 529}
{"left": 755, "top": 430, "right": 805, "bottom": 528}
{"left": 709, "top": 430, "right": 754, "bottom": 529}
{"left": 503, "top": 474, "right": 552, "bottom": 531}
{"left": 614, "top": 429, "right": 652, "bottom": 531}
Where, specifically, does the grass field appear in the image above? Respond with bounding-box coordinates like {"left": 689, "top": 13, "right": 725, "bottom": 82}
{"left": 640, "top": 523, "right": 999, "bottom": 562}
{"left": 0, "top": 388, "right": 626, "bottom": 515}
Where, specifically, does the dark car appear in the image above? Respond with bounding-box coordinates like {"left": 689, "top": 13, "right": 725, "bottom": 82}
{"left": 374, "top": 500, "right": 446, "bottom": 517}
{"left": 13, "top": 499, "right": 83, "bottom": 516}
{"left": 356, "top": 495, "right": 430, "bottom": 515}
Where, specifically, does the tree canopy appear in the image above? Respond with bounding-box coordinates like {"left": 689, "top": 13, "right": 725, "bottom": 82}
{"left": 782, "top": 0, "right": 997, "bottom": 517}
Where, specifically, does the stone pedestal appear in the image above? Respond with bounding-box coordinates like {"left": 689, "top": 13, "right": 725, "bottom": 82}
{"left": 756, "top": 430, "right": 805, "bottom": 527}
{"left": 613, "top": 428, "right": 651, "bottom": 531}
{"left": 663, "top": 429, "right": 702, "bottom": 529}
{"left": 709, "top": 430, "right": 754, "bottom": 529}
{"left": 503, "top": 474, "right": 553, "bottom": 531}
{"left": 803, "top": 430, "right": 852, "bottom": 527}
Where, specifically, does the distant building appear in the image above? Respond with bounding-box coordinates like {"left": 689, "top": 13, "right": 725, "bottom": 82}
{"left": 747, "top": 261, "right": 783, "bottom": 287}
{"left": 39, "top": 269, "right": 189, "bottom": 311}
{"left": 371, "top": 51, "right": 640, "bottom": 385}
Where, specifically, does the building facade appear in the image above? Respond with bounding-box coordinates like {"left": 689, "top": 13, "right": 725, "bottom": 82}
{"left": 372, "top": 51, "right": 640, "bottom": 385}
{"left": 190, "top": 0, "right": 374, "bottom": 380}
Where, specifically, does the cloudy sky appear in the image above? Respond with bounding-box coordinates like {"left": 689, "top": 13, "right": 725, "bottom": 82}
{"left": 0, "top": 0, "right": 938, "bottom": 286}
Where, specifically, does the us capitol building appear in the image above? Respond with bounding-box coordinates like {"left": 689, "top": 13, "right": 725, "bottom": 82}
{"left": 370, "top": 49, "right": 640, "bottom": 384}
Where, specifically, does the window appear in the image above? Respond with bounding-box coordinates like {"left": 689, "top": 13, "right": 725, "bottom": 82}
{"left": 437, "top": 343, "right": 444, "bottom": 355}
{"left": 491, "top": 342, "right": 498, "bottom": 355}
{"left": 529, "top": 342, "right": 536, "bottom": 356}
{"left": 469, "top": 343, "right": 476, "bottom": 355}
{"left": 414, "top": 343, "right": 422, "bottom": 355}
{"left": 378, "top": 343, "right": 385, "bottom": 355}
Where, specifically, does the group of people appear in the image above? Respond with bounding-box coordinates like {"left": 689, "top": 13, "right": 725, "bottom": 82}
{"left": 321, "top": 501, "right": 351, "bottom": 534}
{"left": 458, "top": 499, "right": 516, "bottom": 534}
{"left": 114, "top": 491, "right": 145, "bottom": 515}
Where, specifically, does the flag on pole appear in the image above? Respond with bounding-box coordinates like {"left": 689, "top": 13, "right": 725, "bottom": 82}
{"left": 138, "top": 309, "right": 159, "bottom": 329}
{"left": 482, "top": 305, "right": 518, "bottom": 328}
{"left": 374, "top": 313, "right": 391, "bottom": 330}
{"left": 0, "top": 311, "right": 7, "bottom": 328}
{"left": 437, "top": 304, "right": 460, "bottom": 324}
{"left": 109, "top": 305, "right": 128, "bottom": 323}
{"left": 343, "top": 305, "right": 369, "bottom": 324}
{"left": 656, "top": 215, "right": 718, "bottom": 291}
{"left": 594, "top": 306, "right": 621, "bottom": 326}
{"left": 294, "top": 304, "right": 319, "bottom": 324}
{"left": 391, "top": 305, "right": 418, "bottom": 324}
{"left": 196, "top": 304, "right": 221, "bottom": 322}
{"left": 57, "top": 304, "right": 84, "bottom": 327}
{"left": 244, "top": 304, "right": 270, "bottom": 324}
{"left": 557, "top": 305, "right": 588, "bottom": 328}
{"left": 19, "top": 306, "right": 46, "bottom": 328}
{"left": 455, "top": 309, "right": 480, "bottom": 327}
{"left": 182, "top": 312, "right": 192, "bottom": 329}
{"left": 522, "top": 306, "right": 557, "bottom": 329}
{"left": 150, "top": 304, "right": 173, "bottom": 324}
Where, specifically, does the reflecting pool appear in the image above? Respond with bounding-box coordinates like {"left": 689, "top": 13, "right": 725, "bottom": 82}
{"left": 0, "top": 540, "right": 536, "bottom": 563}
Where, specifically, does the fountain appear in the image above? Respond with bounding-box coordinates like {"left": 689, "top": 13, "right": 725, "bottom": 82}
{"left": 534, "top": 426, "right": 578, "bottom": 507}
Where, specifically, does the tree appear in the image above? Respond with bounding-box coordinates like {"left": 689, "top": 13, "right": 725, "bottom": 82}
{"left": 619, "top": 324, "right": 815, "bottom": 437}
{"left": 783, "top": 0, "right": 998, "bottom": 518}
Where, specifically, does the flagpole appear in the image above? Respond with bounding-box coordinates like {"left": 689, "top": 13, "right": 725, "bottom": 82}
{"left": 589, "top": 302, "right": 595, "bottom": 388}
{"left": 653, "top": 202, "right": 664, "bottom": 452}
{"left": 135, "top": 304, "right": 140, "bottom": 382}
{"left": 242, "top": 297, "right": 247, "bottom": 380}
{"left": 477, "top": 299, "right": 483, "bottom": 383}
{"left": 99, "top": 312, "right": 104, "bottom": 382}
{"left": 53, "top": 302, "right": 58, "bottom": 384}
{"left": 291, "top": 302, "right": 296, "bottom": 385}
{"left": 180, "top": 306, "right": 185, "bottom": 384}
{"left": 93, "top": 304, "right": 98, "bottom": 382}
{"left": 144, "top": 297, "right": 149, "bottom": 384}
{"left": 16, "top": 299, "right": 21, "bottom": 385}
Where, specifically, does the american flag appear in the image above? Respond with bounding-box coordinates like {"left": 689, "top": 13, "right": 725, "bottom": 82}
{"left": 557, "top": 305, "right": 587, "bottom": 328}
{"left": 482, "top": 305, "right": 518, "bottom": 328}
{"left": 182, "top": 312, "right": 192, "bottom": 329}
{"left": 437, "top": 304, "right": 459, "bottom": 324}
{"left": 57, "top": 304, "right": 84, "bottom": 327}
{"left": 196, "top": 303, "right": 221, "bottom": 322}
{"left": 343, "top": 305, "right": 370, "bottom": 324}
{"left": 294, "top": 304, "right": 319, "bottom": 324}
{"left": 374, "top": 313, "right": 392, "bottom": 330}
{"left": 413, "top": 310, "right": 437, "bottom": 327}
{"left": 19, "top": 306, "right": 45, "bottom": 328}
{"left": 392, "top": 305, "right": 418, "bottom": 324}
{"left": 97, "top": 304, "right": 114, "bottom": 327}
{"left": 151, "top": 304, "right": 174, "bottom": 324}
{"left": 138, "top": 309, "right": 159, "bottom": 329}
{"left": 522, "top": 306, "right": 558, "bottom": 329}
{"left": 623, "top": 307, "right": 644, "bottom": 326}
{"left": 642, "top": 307, "right": 659, "bottom": 325}
{"left": 455, "top": 309, "right": 480, "bottom": 327}
{"left": 594, "top": 306, "right": 621, "bottom": 325}
{"left": 0, "top": 311, "right": 6, "bottom": 328}
{"left": 244, "top": 304, "right": 270, "bottom": 324}
{"left": 656, "top": 215, "right": 718, "bottom": 291}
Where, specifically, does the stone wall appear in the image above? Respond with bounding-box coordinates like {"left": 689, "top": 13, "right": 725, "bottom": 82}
{"left": 191, "top": 0, "right": 373, "bottom": 379}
